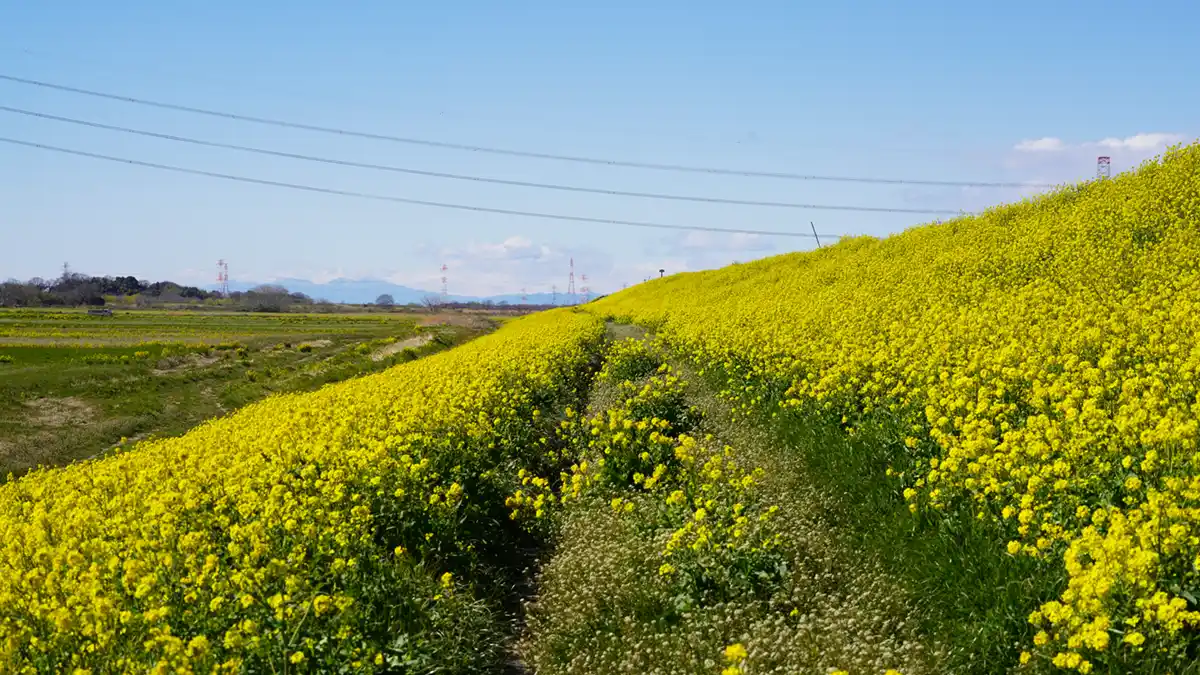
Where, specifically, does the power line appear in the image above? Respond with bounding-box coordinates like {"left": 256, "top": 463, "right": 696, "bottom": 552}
{"left": 1, "top": 136, "right": 840, "bottom": 239}
{"left": 0, "top": 73, "right": 1057, "bottom": 190}
{"left": 0, "top": 106, "right": 966, "bottom": 217}
{"left": 3, "top": 46, "right": 983, "bottom": 158}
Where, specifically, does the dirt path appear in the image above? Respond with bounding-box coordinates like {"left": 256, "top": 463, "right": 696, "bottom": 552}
{"left": 369, "top": 334, "right": 433, "bottom": 361}
{"left": 601, "top": 323, "right": 944, "bottom": 672}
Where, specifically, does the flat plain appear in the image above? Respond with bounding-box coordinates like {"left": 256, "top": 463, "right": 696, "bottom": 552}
{"left": 0, "top": 308, "right": 493, "bottom": 480}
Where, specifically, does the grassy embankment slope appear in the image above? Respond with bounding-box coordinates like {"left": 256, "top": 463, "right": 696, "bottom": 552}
{"left": 587, "top": 143, "right": 1200, "bottom": 672}
{"left": 3, "top": 143, "right": 1200, "bottom": 675}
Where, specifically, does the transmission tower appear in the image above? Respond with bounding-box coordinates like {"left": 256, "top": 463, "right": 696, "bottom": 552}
{"left": 551, "top": 284, "right": 558, "bottom": 305}
{"left": 216, "top": 260, "right": 230, "bottom": 297}
{"left": 580, "top": 274, "right": 590, "bottom": 303}
{"left": 567, "top": 258, "right": 576, "bottom": 304}
{"left": 1097, "top": 156, "right": 1111, "bottom": 180}
{"left": 440, "top": 264, "right": 448, "bottom": 301}
{"left": 521, "top": 287, "right": 527, "bottom": 304}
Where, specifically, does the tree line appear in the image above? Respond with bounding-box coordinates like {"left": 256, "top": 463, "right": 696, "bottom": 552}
{"left": 0, "top": 272, "right": 318, "bottom": 313}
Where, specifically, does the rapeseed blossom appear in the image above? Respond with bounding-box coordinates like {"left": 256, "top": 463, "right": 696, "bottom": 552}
{"left": 590, "top": 143, "right": 1200, "bottom": 669}
{"left": 0, "top": 309, "right": 606, "bottom": 672}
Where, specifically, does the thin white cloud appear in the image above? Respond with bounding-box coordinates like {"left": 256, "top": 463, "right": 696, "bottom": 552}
{"left": 1091, "top": 132, "right": 1185, "bottom": 151}
{"left": 1013, "top": 132, "right": 1185, "bottom": 155}
{"left": 450, "top": 236, "right": 558, "bottom": 264}
{"left": 395, "top": 235, "right": 615, "bottom": 296}
{"left": 1014, "top": 137, "right": 1067, "bottom": 152}
{"left": 959, "top": 130, "right": 1193, "bottom": 214}
{"left": 661, "top": 231, "right": 779, "bottom": 253}
{"left": 305, "top": 269, "right": 354, "bottom": 284}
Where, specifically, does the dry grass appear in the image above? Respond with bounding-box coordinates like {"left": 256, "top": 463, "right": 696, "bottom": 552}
{"left": 370, "top": 334, "right": 434, "bottom": 361}
{"left": 22, "top": 396, "right": 95, "bottom": 428}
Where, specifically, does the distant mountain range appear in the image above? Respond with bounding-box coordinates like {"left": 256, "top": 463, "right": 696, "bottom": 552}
{"left": 213, "top": 278, "right": 586, "bottom": 306}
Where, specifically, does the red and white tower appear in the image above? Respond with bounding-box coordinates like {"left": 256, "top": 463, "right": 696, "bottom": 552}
{"left": 440, "top": 264, "right": 448, "bottom": 301}
{"left": 216, "top": 260, "right": 230, "bottom": 297}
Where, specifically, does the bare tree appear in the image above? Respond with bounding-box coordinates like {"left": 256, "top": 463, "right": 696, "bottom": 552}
{"left": 0, "top": 281, "right": 38, "bottom": 307}
{"left": 157, "top": 288, "right": 186, "bottom": 304}
{"left": 244, "top": 284, "right": 293, "bottom": 312}
{"left": 421, "top": 294, "right": 442, "bottom": 312}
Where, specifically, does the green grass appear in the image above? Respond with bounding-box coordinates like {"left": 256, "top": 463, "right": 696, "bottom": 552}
{"left": 664, "top": 352, "right": 1063, "bottom": 672}
{"left": 0, "top": 310, "right": 494, "bottom": 481}
{"left": 520, "top": 330, "right": 941, "bottom": 674}
{"left": 767, "top": 413, "right": 1059, "bottom": 673}
{"left": 0, "top": 307, "right": 435, "bottom": 344}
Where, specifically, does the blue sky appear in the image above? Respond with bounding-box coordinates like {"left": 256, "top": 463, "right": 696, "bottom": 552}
{"left": 2, "top": 1, "right": 1196, "bottom": 295}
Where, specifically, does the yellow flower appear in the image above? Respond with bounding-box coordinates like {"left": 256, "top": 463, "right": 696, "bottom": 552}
{"left": 585, "top": 143, "right": 1200, "bottom": 668}
{"left": 312, "top": 595, "right": 333, "bottom": 615}
{"left": 0, "top": 309, "right": 609, "bottom": 670}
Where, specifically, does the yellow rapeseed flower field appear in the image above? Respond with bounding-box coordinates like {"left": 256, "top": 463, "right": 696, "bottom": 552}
{"left": 6, "top": 142, "right": 1200, "bottom": 672}
{"left": 0, "top": 309, "right": 605, "bottom": 672}
{"left": 590, "top": 143, "right": 1200, "bottom": 670}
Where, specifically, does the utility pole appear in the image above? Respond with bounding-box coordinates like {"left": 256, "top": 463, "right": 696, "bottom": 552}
{"left": 567, "top": 258, "right": 576, "bottom": 304}
{"left": 216, "top": 260, "right": 230, "bottom": 297}
{"left": 810, "top": 222, "right": 822, "bottom": 248}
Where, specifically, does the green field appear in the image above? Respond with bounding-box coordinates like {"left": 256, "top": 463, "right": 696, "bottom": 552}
{"left": 0, "top": 308, "right": 494, "bottom": 480}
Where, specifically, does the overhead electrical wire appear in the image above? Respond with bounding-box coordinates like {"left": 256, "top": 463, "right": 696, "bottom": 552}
{"left": 0, "top": 106, "right": 966, "bottom": 216}
{"left": 1, "top": 136, "right": 855, "bottom": 239}
{"left": 2, "top": 47, "right": 975, "bottom": 157}
{"left": 0, "top": 73, "right": 1057, "bottom": 190}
